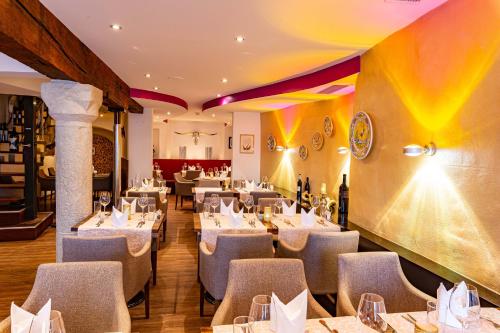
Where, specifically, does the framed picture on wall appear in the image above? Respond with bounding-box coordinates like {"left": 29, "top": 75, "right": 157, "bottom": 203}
{"left": 228, "top": 136, "right": 233, "bottom": 149}
{"left": 240, "top": 134, "right": 254, "bottom": 154}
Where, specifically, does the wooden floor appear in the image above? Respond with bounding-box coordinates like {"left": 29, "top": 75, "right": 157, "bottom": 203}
{"left": 0, "top": 196, "right": 214, "bottom": 332}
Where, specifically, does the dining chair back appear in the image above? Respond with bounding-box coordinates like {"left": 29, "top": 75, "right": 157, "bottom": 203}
{"left": 198, "top": 179, "right": 221, "bottom": 187}
{"left": 185, "top": 170, "right": 202, "bottom": 180}
{"left": 249, "top": 191, "right": 278, "bottom": 203}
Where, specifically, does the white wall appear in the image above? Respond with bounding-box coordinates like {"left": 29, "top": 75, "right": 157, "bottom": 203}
{"left": 127, "top": 108, "right": 153, "bottom": 181}
{"left": 232, "top": 112, "right": 261, "bottom": 181}
{"left": 153, "top": 120, "right": 231, "bottom": 160}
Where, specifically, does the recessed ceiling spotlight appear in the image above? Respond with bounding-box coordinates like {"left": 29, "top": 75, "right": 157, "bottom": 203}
{"left": 154, "top": 86, "right": 159, "bottom": 91}
{"left": 167, "top": 111, "right": 171, "bottom": 115}
{"left": 216, "top": 94, "right": 222, "bottom": 98}
{"left": 110, "top": 24, "right": 123, "bottom": 31}
{"left": 145, "top": 73, "right": 151, "bottom": 78}
{"left": 212, "top": 113, "right": 216, "bottom": 118}
{"left": 235, "top": 35, "right": 245, "bottom": 43}
{"left": 99, "top": 113, "right": 104, "bottom": 117}
{"left": 221, "top": 78, "right": 228, "bottom": 84}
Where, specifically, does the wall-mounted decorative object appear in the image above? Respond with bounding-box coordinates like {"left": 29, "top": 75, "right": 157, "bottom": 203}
{"left": 323, "top": 116, "right": 334, "bottom": 137}
{"left": 349, "top": 111, "right": 373, "bottom": 160}
{"left": 174, "top": 130, "right": 217, "bottom": 145}
{"left": 267, "top": 135, "right": 277, "bottom": 152}
{"left": 403, "top": 142, "right": 436, "bottom": 157}
{"left": 311, "top": 132, "right": 324, "bottom": 151}
{"left": 298, "top": 145, "right": 308, "bottom": 160}
{"left": 240, "top": 134, "right": 255, "bottom": 154}
{"left": 228, "top": 136, "right": 233, "bottom": 149}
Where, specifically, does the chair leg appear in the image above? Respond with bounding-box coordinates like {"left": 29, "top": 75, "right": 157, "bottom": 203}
{"left": 145, "top": 279, "right": 150, "bottom": 319}
{"left": 175, "top": 195, "right": 178, "bottom": 210}
{"left": 162, "top": 219, "right": 167, "bottom": 242}
{"left": 181, "top": 196, "right": 184, "bottom": 207}
{"left": 199, "top": 282, "right": 205, "bottom": 317}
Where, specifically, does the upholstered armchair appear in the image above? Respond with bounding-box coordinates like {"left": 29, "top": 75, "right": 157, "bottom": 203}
{"left": 257, "top": 198, "right": 292, "bottom": 213}
{"left": 199, "top": 234, "right": 274, "bottom": 316}
{"left": 196, "top": 197, "right": 240, "bottom": 213}
{"left": 337, "top": 252, "right": 435, "bottom": 316}
{"left": 211, "top": 258, "right": 331, "bottom": 326}
{"left": 126, "top": 190, "right": 167, "bottom": 213}
{"left": 198, "top": 179, "right": 220, "bottom": 187}
{"left": 62, "top": 236, "right": 152, "bottom": 318}
{"left": 174, "top": 172, "right": 195, "bottom": 209}
{"left": 0, "top": 262, "right": 131, "bottom": 333}
{"left": 277, "top": 231, "right": 359, "bottom": 295}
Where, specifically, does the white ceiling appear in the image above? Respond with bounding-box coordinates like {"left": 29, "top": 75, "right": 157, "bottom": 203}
{"left": 20, "top": 0, "right": 448, "bottom": 122}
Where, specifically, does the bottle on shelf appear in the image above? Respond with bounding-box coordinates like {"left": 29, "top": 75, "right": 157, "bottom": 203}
{"left": 304, "top": 176, "right": 311, "bottom": 194}
{"left": 0, "top": 123, "right": 4, "bottom": 143}
{"left": 338, "top": 174, "right": 349, "bottom": 227}
{"left": 296, "top": 173, "right": 303, "bottom": 211}
{"left": 8, "top": 127, "right": 19, "bottom": 152}
{"left": 2, "top": 123, "right": 8, "bottom": 143}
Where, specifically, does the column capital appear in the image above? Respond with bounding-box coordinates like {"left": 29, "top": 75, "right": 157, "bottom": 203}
{"left": 41, "top": 80, "right": 103, "bottom": 123}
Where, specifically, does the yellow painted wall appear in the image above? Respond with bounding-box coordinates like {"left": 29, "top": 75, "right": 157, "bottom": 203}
{"left": 350, "top": 0, "right": 500, "bottom": 295}
{"left": 260, "top": 93, "right": 354, "bottom": 199}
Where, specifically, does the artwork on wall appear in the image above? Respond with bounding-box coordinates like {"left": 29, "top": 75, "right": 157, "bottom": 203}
{"left": 323, "top": 116, "right": 334, "bottom": 137}
{"left": 349, "top": 111, "right": 373, "bottom": 160}
{"left": 267, "top": 135, "right": 277, "bottom": 151}
{"left": 228, "top": 136, "right": 233, "bottom": 149}
{"left": 311, "top": 132, "right": 324, "bottom": 151}
{"left": 299, "top": 145, "right": 308, "bottom": 160}
{"left": 240, "top": 134, "right": 255, "bottom": 154}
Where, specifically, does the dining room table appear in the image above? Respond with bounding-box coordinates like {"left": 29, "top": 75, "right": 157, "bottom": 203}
{"left": 125, "top": 186, "right": 171, "bottom": 202}
{"left": 202, "top": 307, "right": 500, "bottom": 332}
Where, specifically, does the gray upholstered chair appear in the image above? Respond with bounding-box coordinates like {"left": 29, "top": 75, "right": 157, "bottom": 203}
{"left": 0, "top": 262, "right": 130, "bottom": 333}
{"left": 174, "top": 172, "right": 195, "bottom": 209}
{"left": 277, "top": 231, "right": 359, "bottom": 295}
{"left": 198, "top": 179, "right": 221, "bottom": 187}
{"left": 185, "top": 169, "right": 201, "bottom": 180}
{"left": 257, "top": 198, "right": 292, "bottom": 213}
{"left": 337, "top": 252, "right": 435, "bottom": 316}
{"left": 126, "top": 190, "right": 167, "bottom": 213}
{"left": 62, "top": 236, "right": 152, "bottom": 318}
{"left": 211, "top": 258, "right": 331, "bottom": 326}
{"left": 249, "top": 191, "right": 278, "bottom": 203}
{"left": 196, "top": 197, "right": 240, "bottom": 213}
{"left": 199, "top": 234, "right": 274, "bottom": 316}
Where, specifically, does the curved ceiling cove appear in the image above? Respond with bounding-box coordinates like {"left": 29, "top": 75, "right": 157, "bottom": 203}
{"left": 130, "top": 88, "right": 188, "bottom": 110}
{"left": 202, "top": 56, "right": 360, "bottom": 111}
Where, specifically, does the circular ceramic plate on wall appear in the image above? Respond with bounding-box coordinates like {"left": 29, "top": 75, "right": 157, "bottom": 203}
{"left": 311, "top": 132, "right": 324, "bottom": 151}
{"left": 323, "top": 116, "right": 334, "bottom": 137}
{"left": 267, "top": 135, "right": 277, "bottom": 151}
{"left": 349, "top": 111, "right": 373, "bottom": 160}
{"left": 298, "top": 145, "right": 308, "bottom": 160}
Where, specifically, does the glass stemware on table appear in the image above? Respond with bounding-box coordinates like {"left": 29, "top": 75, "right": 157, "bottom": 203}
{"left": 49, "top": 315, "right": 65, "bottom": 333}
{"left": 449, "top": 283, "right": 481, "bottom": 330}
{"left": 97, "top": 192, "right": 110, "bottom": 226}
{"left": 243, "top": 195, "right": 254, "bottom": 220}
{"left": 249, "top": 295, "right": 271, "bottom": 322}
{"left": 357, "top": 293, "right": 387, "bottom": 332}
{"left": 210, "top": 194, "right": 220, "bottom": 220}
{"left": 137, "top": 194, "right": 149, "bottom": 225}
{"left": 233, "top": 316, "right": 254, "bottom": 333}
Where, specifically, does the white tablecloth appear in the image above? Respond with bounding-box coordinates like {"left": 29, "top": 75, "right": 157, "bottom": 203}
{"left": 199, "top": 213, "right": 267, "bottom": 248}
{"left": 272, "top": 214, "right": 341, "bottom": 248}
{"left": 126, "top": 187, "right": 168, "bottom": 202}
{"left": 78, "top": 213, "right": 154, "bottom": 253}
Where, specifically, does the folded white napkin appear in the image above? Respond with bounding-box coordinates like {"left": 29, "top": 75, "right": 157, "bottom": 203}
{"left": 141, "top": 179, "right": 153, "bottom": 190}
{"left": 220, "top": 199, "right": 233, "bottom": 216}
{"left": 200, "top": 169, "right": 206, "bottom": 178}
{"left": 121, "top": 198, "right": 137, "bottom": 214}
{"left": 229, "top": 210, "right": 244, "bottom": 227}
{"left": 300, "top": 208, "right": 315, "bottom": 227}
{"left": 188, "top": 165, "right": 196, "bottom": 170}
{"left": 282, "top": 201, "right": 296, "bottom": 216}
{"left": 438, "top": 281, "right": 467, "bottom": 328}
{"left": 245, "top": 180, "right": 255, "bottom": 190}
{"left": 270, "top": 290, "right": 307, "bottom": 333}
{"left": 11, "top": 299, "right": 51, "bottom": 333}
{"left": 111, "top": 207, "right": 128, "bottom": 227}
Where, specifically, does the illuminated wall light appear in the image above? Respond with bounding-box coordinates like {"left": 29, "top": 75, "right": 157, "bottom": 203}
{"left": 276, "top": 145, "right": 288, "bottom": 152}
{"left": 403, "top": 142, "right": 437, "bottom": 157}
{"left": 337, "top": 146, "right": 349, "bottom": 154}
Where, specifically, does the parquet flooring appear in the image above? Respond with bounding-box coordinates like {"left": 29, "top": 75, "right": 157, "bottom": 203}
{"left": 0, "top": 196, "right": 214, "bottom": 332}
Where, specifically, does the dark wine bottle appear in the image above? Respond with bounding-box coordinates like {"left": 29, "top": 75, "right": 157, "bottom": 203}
{"left": 296, "top": 174, "right": 303, "bottom": 210}
{"left": 304, "top": 177, "right": 311, "bottom": 193}
{"left": 2, "top": 123, "right": 7, "bottom": 143}
{"left": 9, "top": 128, "right": 19, "bottom": 152}
{"left": 338, "top": 174, "right": 349, "bottom": 227}
{"left": 0, "top": 123, "right": 4, "bottom": 143}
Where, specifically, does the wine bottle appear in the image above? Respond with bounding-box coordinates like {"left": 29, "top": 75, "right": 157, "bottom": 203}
{"left": 2, "top": 123, "right": 7, "bottom": 143}
{"left": 304, "top": 177, "right": 311, "bottom": 193}
{"left": 296, "top": 174, "right": 303, "bottom": 210}
{"left": 338, "top": 174, "right": 349, "bottom": 227}
{"left": 0, "top": 123, "right": 4, "bottom": 143}
{"left": 9, "top": 128, "right": 19, "bottom": 152}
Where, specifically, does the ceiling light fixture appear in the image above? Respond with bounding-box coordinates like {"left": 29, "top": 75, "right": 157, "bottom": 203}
{"left": 110, "top": 24, "right": 123, "bottom": 31}
{"left": 235, "top": 35, "right": 245, "bottom": 43}
{"left": 216, "top": 94, "right": 222, "bottom": 98}
{"left": 403, "top": 142, "right": 437, "bottom": 157}
{"left": 212, "top": 113, "right": 216, "bottom": 118}
{"left": 221, "top": 78, "right": 228, "bottom": 84}
{"left": 154, "top": 86, "right": 159, "bottom": 91}
{"left": 99, "top": 113, "right": 104, "bottom": 118}
{"left": 167, "top": 111, "right": 171, "bottom": 115}
{"left": 145, "top": 73, "right": 151, "bottom": 78}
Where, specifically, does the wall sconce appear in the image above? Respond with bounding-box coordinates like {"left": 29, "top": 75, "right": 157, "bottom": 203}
{"left": 276, "top": 145, "right": 288, "bottom": 152}
{"left": 337, "top": 146, "right": 349, "bottom": 154}
{"left": 403, "top": 142, "right": 436, "bottom": 157}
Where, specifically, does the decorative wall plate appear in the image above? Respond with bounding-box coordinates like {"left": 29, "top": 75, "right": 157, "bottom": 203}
{"left": 311, "top": 132, "right": 324, "bottom": 151}
{"left": 323, "top": 116, "right": 334, "bottom": 137}
{"left": 298, "top": 145, "right": 308, "bottom": 160}
{"left": 267, "top": 135, "right": 277, "bottom": 151}
{"left": 349, "top": 111, "right": 373, "bottom": 160}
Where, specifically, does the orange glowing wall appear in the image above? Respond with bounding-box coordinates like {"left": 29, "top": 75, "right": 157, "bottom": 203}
{"left": 350, "top": 0, "right": 500, "bottom": 298}
{"left": 260, "top": 93, "right": 354, "bottom": 198}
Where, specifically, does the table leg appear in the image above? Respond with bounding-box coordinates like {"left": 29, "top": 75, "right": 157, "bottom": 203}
{"left": 152, "top": 245, "right": 158, "bottom": 286}
{"left": 197, "top": 231, "right": 201, "bottom": 283}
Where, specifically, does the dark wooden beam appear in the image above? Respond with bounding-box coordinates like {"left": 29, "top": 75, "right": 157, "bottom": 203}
{"left": 0, "top": 0, "right": 143, "bottom": 113}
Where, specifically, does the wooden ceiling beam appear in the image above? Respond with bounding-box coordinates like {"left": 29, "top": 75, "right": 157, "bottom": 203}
{"left": 0, "top": 0, "right": 143, "bottom": 113}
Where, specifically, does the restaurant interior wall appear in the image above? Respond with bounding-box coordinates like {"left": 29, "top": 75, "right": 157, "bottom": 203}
{"left": 350, "top": 0, "right": 500, "bottom": 297}
{"left": 127, "top": 108, "right": 153, "bottom": 180}
{"left": 232, "top": 112, "right": 261, "bottom": 182}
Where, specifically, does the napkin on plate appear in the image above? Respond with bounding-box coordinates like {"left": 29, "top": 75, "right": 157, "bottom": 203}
{"left": 270, "top": 290, "right": 307, "bottom": 333}
{"left": 300, "top": 208, "right": 315, "bottom": 227}
{"left": 121, "top": 198, "right": 137, "bottom": 214}
{"left": 245, "top": 180, "right": 255, "bottom": 190}
{"left": 229, "top": 210, "right": 244, "bottom": 227}
{"left": 111, "top": 206, "right": 128, "bottom": 227}
{"left": 220, "top": 199, "right": 234, "bottom": 216}
{"left": 11, "top": 299, "right": 51, "bottom": 333}
{"left": 437, "top": 281, "right": 465, "bottom": 328}
{"left": 282, "top": 201, "right": 296, "bottom": 216}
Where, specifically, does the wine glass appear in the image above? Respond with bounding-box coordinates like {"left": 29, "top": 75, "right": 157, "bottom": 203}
{"left": 233, "top": 316, "right": 254, "bottom": 333}
{"left": 210, "top": 194, "right": 220, "bottom": 219}
{"left": 449, "top": 283, "right": 481, "bottom": 330}
{"left": 244, "top": 196, "right": 254, "bottom": 219}
{"left": 49, "top": 315, "right": 65, "bottom": 333}
{"left": 357, "top": 293, "right": 387, "bottom": 332}
{"left": 274, "top": 197, "right": 283, "bottom": 216}
{"left": 138, "top": 194, "right": 149, "bottom": 222}
{"left": 311, "top": 195, "right": 320, "bottom": 213}
{"left": 262, "top": 176, "right": 269, "bottom": 189}
{"left": 99, "top": 192, "right": 110, "bottom": 216}
{"left": 252, "top": 205, "right": 260, "bottom": 223}
{"left": 249, "top": 295, "right": 271, "bottom": 329}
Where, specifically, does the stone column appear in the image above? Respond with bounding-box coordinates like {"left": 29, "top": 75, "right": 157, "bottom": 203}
{"left": 41, "top": 80, "right": 102, "bottom": 261}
